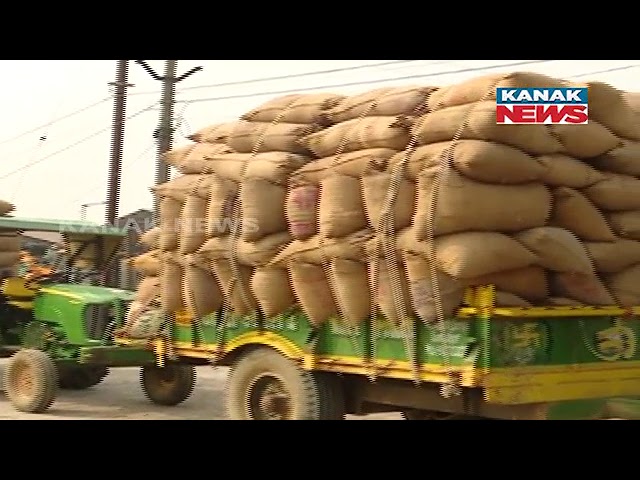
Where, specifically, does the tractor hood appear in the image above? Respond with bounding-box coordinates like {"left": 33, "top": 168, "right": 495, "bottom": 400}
{"left": 40, "top": 283, "right": 136, "bottom": 304}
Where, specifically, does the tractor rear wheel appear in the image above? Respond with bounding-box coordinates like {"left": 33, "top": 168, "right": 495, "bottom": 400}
{"left": 4, "top": 349, "right": 58, "bottom": 413}
{"left": 59, "top": 366, "right": 109, "bottom": 390}
{"left": 140, "top": 364, "right": 196, "bottom": 406}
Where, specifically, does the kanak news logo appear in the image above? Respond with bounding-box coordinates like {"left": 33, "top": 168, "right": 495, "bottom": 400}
{"left": 496, "top": 87, "right": 588, "bottom": 125}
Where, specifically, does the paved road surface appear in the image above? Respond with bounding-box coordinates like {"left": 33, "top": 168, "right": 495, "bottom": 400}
{"left": 0, "top": 361, "right": 402, "bottom": 420}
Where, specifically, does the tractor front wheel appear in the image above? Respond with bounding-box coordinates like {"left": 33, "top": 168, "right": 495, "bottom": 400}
{"left": 4, "top": 349, "right": 58, "bottom": 413}
{"left": 59, "top": 366, "right": 109, "bottom": 390}
{"left": 140, "top": 364, "right": 196, "bottom": 406}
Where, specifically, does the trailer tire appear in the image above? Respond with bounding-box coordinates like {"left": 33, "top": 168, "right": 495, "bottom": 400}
{"left": 314, "top": 372, "right": 346, "bottom": 420}
{"left": 4, "top": 349, "right": 58, "bottom": 413}
{"left": 140, "top": 364, "right": 196, "bottom": 406}
{"left": 59, "top": 366, "right": 109, "bottom": 390}
{"left": 226, "top": 347, "right": 326, "bottom": 420}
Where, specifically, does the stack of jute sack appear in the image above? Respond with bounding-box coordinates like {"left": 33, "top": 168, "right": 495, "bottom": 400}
{"left": 0, "top": 200, "right": 20, "bottom": 271}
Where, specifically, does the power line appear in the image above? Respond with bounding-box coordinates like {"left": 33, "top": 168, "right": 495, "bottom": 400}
{"left": 175, "top": 60, "right": 552, "bottom": 104}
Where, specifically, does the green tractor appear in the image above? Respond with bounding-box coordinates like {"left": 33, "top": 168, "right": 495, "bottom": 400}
{"left": 0, "top": 217, "right": 192, "bottom": 414}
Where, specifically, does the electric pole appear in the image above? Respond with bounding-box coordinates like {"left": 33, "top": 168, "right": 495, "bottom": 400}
{"left": 135, "top": 60, "right": 203, "bottom": 221}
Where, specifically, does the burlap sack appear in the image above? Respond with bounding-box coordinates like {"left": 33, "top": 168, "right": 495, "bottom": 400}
{"left": 584, "top": 239, "right": 640, "bottom": 273}
{"left": 605, "top": 264, "right": 640, "bottom": 306}
{"left": 271, "top": 229, "right": 373, "bottom": 266}
{"left": 0, "top": 234, "right": 21, "bottom": 252}
{"left": 584, "top": 173, "right": 640, "bottom": 212}
{"left": 388, "top": 140, "right": 544, "bottom": 184}
{"left": 286, "top": 185, "right": 319, "bottom": 240}
{"left": 140, "top": 227, "right": 160, "bottom": 250}
{"left": 241, "top": 93, "right": 344, "bottom": 124}
{"left": 550, "top": 187, "right": 616, "bottom": 242}
{"left": 198, "top": 231, "right": 291, "bottom": 266}
{"left": 538, "top": 154, "right": 605, "bottom": 188}
{"left": 325, "top": 86, "right": 433, "bottom": 123}
{"left": 0, "top": 200, "right": 14, "bottom": 216}
{"left": 514, "top": 227, "right": 594, "bottom": 275}
{"left": 163, "top": 144, "right": 195, "bottom": 168}
{"left": 319, "top": 175, "right": 367, "bottom": 238}
{"left": 289, "top": 262, "right": 337, "bottom": 326}
{"left": 361, "top": 172, "right": 416, "bottom": 231}
{"left": 132, "top": 250, "right": 160, "bottom": 276}
{"left": 290, "top": 148, "right": 395, "bottom": 185}
{"left": 547, "top": 297, "right": 583, "bottom": 306}
{"left": 159, "top": 197, "right": 182, "bottom": 251}
{"left": 183, "top": 256, "right": 223, "bottom": 318}
{"left": 495, "top": 292, "right": 532, "bottom": 307}
{"left": 250, "top": 266, "right": 296, "bottom": 318}
{"left": 206, "top": 176, "right": 238, "bottom": 238}
{"left": 551, "top": 122, "right": 619, "bottom": 159}
{"left": 466, "top": 266, "right": 548, "bottom": 301}
{"left": 403, "top": 253, "right": 465, "bottom": 322}
{"left": 414, "top": 168, "right": 551, "bottom": 237}
{"left": 179, "top": 194, "right": 208, "bottom": 255}
{"left": 411, "top": 102, "right": 563, "bottom": 155}
{"left": 226, "top": 121, "right": 318, "bottom": 155}
{"left": 211, "top": 259, "right": 257, "bottom": 315}
{"left": 197, "top": 152, "right": 308, "bottom": 185}
{"left": 165, "top": 143, "right": 233, "bottom": 174}
{"left": 241, "top": 179, "right": 287, "bottom": 242}
{"left": 188, "top": 122, "right": 236, "bottom": 144}
{"left": 152, "top": 174, "right": 207, "bottom": 202}
{"left": 135, "top": 276, "right": 160, "bottom": 304}
{"left": 551, "top": 272, "right": 616, "bottom": 305}
{"left": 329, "top": 259, "right": 370, "bottom": 325}
{"left": 608, "top": 211, "right": 640, "bottom": 240}
{"left": 626, "top": 92, "right": 640, "bottom": 113}
{"left": 300, "top": 116, "right": 410, "bottom": 158}
{"left": 160, "top": 253, "right": 185, "bottom": 313}
{"left": 590, "top": 142, "right": 640, "bottom": 177}
{"left": 368, "top": 259, "right": 411, "bottom": 324}
{"left": 0, "top": 252, "right": 19, "bottom": 268}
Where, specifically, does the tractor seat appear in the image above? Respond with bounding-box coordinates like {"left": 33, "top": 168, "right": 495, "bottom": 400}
{"left": 1, "top": 277, "right": 38, "bottom": 299}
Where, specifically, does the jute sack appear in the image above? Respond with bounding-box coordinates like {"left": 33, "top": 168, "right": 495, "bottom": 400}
{"left": 159, "top": 197, "right": 182, "bottom": 251}
{"left": 135, "top": 276, "right": 160, "bottom": 304}
{"left": 537, "top": 154, "right": 605, "bottom": 188}
{"left": 605, "top": 264, "right": 640, "bottom": 306}
{"left": 188, "top": 122, "right": 236, "bottom": 144}
{"left": 179, "top": 194, "right": 208, "bottom": 255}
{"left": 551, "top": 122, "right": 619, "bottom": 159}
{"left": 426, "top": 72, "right": 565, "bottom": 111}
{"left": 198, "top": 231, "right": 292, "bottom": 266}
{"left": 319, "top": 175, "right": 367, "bottom": 238}
{"left": 361, "top": 172, "right": 416, "bottom": 231}
{"left": 288, "top": 262, "right": 338, "bottom": 326}
{"left": 589, "top": 142, "right": 640, "bottom": 177}
{"left": 626, "top": 92, "right": 640, "bottom": 113}
{"left": 514, "top": 227, "right": 594, "bottom": 275}
{"left": 413, "top": 168, "right": 551, "bottom": 237}
{"left": 0, "top": 200, "right": 14, "bottom": 216}
{"left": 325, "top": 86, "right": 433, "bottom": 123}
{"left": 165, "top": 143, "right": 233, "bottom": 174}
{"left": 132, "top": 250, "right": 161, "bottom": 276}
{"left": 550, "top": 187, "right": 616, "bottom": 242}
{"left": 241, "top": 93, "right": 344, "bottom": 124}
{"left": 160, "top": 253, "right": 185, "bottom": 313}
{"left": 495, "top": 292, "right": 532, "bottom": 307}
{"left": 547, "top": 297, "right": 583, "bottom": 306}
{"left": 0, "top": 252, "right": 19, "bottom": 268}
{"left": 398, "top": 230, "right": 538, "bottom": 279}
{"left": 251, "top": 266, "right": 296, "bottom": 318}
{"left": 163, "top": 144, "right": 195, "bottom": 168}
{"left": 584, "top": 239, "right": 640, "bottom": 273}
{"left": 300, "top": 116, "right": 410, "bottom": 158}
{"left": 607, "top": 211, "right": 640, "bottom": 240}
{"left": 140, "top": 227, "right": 160, "bottom": 250}
{"left": 241, "top": 179, "right": 287, "bottom": 242}
{"left": 411, "top": 102, "right": 563, "bottom": 155}
{"left": 368, "top": 259, "right": 412, "bottom": 324}
{"left": 286, "top": 185, "right": 319, "bottom": 240}
{"left": 271, "top": 229, "right": 373, "bottom": 266}
{"left": 226, "top": 121, "right": 319, "bottom": 155}
{"left": 466, "top": 266, "right": 548, "bottom": 301}
{"left": 183, "top": 255, "right": 223, "bottom": 318}
{"left": 388, "top": 140, "right": 544, "bottom": 184}
{"left": 152, "top": 174, "right": 207, "bottom": 202}
{"left": 584, "top": 173, "right": 640, "bottom": 212}
{"left": 289, "top": 148, "right": 395, "bottom": 185}
{"left": 403, "top": 252, "right": 465, "bottom": 322}
{"left": 206, "top": 176, "right": 238, "bottom": 238}
{"left": 551, "top": 272, "right": 616, "bottom": 305}
{"left": 197, "top": 152, "right": 309, "bottom": 185}
{"left": 211, "top": 259, "right": 258, "bottom": 315}
{"left": 0, "top": 234, "right": 21, "bottom": 252}
{"left": 329, "top": 259, "right": 370, "bottom": 325}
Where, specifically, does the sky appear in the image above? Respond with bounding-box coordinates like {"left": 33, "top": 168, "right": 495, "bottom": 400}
{"left": 0, "top": 59, "right": 637, "bottom": 224}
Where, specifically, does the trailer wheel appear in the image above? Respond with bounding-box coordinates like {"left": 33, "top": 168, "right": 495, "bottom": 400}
{"left": 140, "top": 364, "right": 196, "bottom": 406}
{"left": 227, "top": 347, "right": 330, "bottom": 420}
{"left": 4, "top": 349, "right": 58, "bottom": 413}
{"left": 314, "top": 372, "right": 346, "bottom": 420}
{"left": 59, "top": 366, "right": 109, "bottom": 390}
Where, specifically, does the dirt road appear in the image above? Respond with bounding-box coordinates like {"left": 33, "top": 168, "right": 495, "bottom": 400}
{"left": 0, "top": 362, "right": 401, "bottom": 420}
